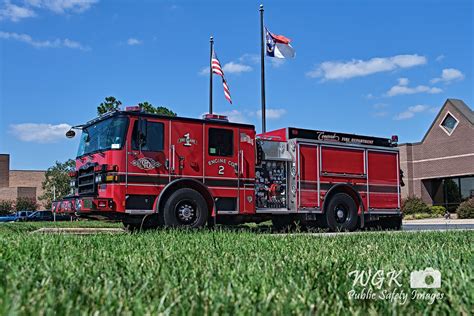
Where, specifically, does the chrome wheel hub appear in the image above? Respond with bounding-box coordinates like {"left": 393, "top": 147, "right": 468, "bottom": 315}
{"left": 177, "top": 203, "right": 195, "bottom": 222}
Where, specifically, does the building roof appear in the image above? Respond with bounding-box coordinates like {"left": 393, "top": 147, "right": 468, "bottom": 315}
{"left": 447, "top": 99, "right": 474, "bottom": 124}
{"left": 418, "top": 98, "right": 473, "bottom": 143}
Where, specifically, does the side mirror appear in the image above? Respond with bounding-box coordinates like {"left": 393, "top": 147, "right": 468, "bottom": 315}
{"left": 66, "top": 130, "right": 76, "bottom": 138}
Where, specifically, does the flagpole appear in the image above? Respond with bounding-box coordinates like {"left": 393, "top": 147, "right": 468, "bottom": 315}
{"left": 209, "top": 36, "right": 214, "bottom": 114}
{"left": 259, "top": 4, "right": 266, "bottom": 133}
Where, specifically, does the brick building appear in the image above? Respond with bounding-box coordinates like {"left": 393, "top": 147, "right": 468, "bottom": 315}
{"left": 399, "top": 99, "right": 474, "bottom": 211}
{"left": 0, "top": 154, "right": 46, "bottom": 209}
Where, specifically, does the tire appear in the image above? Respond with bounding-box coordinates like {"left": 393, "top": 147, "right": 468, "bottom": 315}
{"left": 325, "top": 193, "right": 359, "bottom": 232}
{"left": 163, "top": 188, "right": 209, "bottom": 228}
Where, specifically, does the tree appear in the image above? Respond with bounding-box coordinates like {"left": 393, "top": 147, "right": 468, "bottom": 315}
{"left": 97, "top": 96, "right": 122, "bottom": 115}
{"left": 39, "top": 159, "right": 76, "bottom": 209}
{"left": 0, "top": 200, "right": 14, "bottom": 215}
{"left": 138, "top": 101, "right": 156, "bottom": 114}
{"left": 138, "top": 102, "right": 177, "bottom": 117}
{"left": 15, "top": 197, "right": 38, "bottom": 211}
{"left": 156, "top": 106, "right": 177, "bottom": 117}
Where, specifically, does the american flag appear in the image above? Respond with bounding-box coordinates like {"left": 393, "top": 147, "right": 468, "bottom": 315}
{"left": 211, "top": 50, "right": 232, "bottom": 104}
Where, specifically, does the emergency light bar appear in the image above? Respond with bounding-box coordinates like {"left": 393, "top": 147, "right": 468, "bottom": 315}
{"left": 125, "top": 106, "right": 141, "bottom": 112}
{"left": 202, "top": 114, "right": 229, "bottom": 122}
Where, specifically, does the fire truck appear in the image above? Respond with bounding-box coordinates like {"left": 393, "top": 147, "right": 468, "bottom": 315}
{"left": 53, "top": 107, "right": 402, "bottom": 231}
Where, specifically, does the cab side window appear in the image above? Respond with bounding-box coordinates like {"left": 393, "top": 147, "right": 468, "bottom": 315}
{"left": 209, "top": 128, "right": 233, "bottom": 156}
{"left": 132, "top": 120, "right": 164, "bottom": 151}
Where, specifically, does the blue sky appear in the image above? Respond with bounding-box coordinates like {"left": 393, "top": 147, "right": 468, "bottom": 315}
{"left": 0, "top": 0, "right": 472, "bottom": 170}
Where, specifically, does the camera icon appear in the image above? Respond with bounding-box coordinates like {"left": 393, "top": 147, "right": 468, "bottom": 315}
{"left": 410, "top": 268, "right": 441, "bottom": 288}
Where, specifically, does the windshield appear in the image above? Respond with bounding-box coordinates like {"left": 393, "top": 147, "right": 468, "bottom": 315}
{"left": 77, "top": 116, "right": 128, "bottom": 157}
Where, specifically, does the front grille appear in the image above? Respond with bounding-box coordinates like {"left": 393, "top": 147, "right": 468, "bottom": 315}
{"left": 78, "top": 165, "right": 97, "bottom": 195}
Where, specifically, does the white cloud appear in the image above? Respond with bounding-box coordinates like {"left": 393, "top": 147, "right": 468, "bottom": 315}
{"left": 222, "top": 110, "right": 250, "bottom": 123}
{"left": 394, "top": 105, "right": 430, "bottom": 120}
{"left": 255, "top": 108, "right": 287, "bottom": 119}
{"left": 0, "top": 0, "right": 97, "bottom": 21}
{"left": 269, "top": 58, "right": 285, "bottom": 68}
{"left": 397, "top": 77, "right": 409, "bottom": 86}
{"left": 435, "top": 54, "right": 445, "bottom": 62}
{"left": 373, "top": 111, "right": 388, "bottom": 118}
{"left": 373, "top": 103, "right": 388, "bottom": 110}
{"left": 201, "top": 107, "right": 287, "bottom": 123}
{"left": 24, "top": 0, "right": 98, "bottom": 14}
{"left": 386, "top": 78, "right": 442, "bottom": 97}
{"left": 0, "top": 2, "right": 36, "bottom": 21}
{"left": 10, "top": 123, "right": 71, "bottom": 143}
{"left": 431, "top": 68, "right": 464, "bottom": 84}
{"left": 372, "top": 103, "right": 389, "bottom": 118}
{"left": 0, "top": 31, "right": 89, "bottom": 50}
{"left": 306, "top": 54, "right": 427, "bottom": 81}
{"left": 239, "top": 54, "right": 259, "bottom": 64}
{"left": 199, "top": 60, "right": 253, "bottom": 76}
{"left": 126, "top": 38, "right": 142, "bottom": 46}
{"left": 365, "top": 93, "right": 375, "bottom": 99}
{"left": 198, "top": 67, "right": 209, "bottom": 76}
{"left": 222, "top": 62, "right": 252, "bottom": 74}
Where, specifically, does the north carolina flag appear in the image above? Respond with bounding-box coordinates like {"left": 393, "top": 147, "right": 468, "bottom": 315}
{"left": 265, "top": 27, "right": 295, "bottom": 59}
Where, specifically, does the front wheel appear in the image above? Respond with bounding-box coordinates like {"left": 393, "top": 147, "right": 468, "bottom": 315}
{"left": 325, "top": 193, "right": 359, "bottom": 232}
{"left": 163, "top": 188, "right": 209, "bottom": 228}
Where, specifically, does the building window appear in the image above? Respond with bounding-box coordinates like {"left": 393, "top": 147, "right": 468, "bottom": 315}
{"left": 209, "top": 128, "right": 233, "bottom": 156}
{"left": 427, "top": 176, "right": 474, "bottom": 212}
{"left": 439, "top": 112, "right": 459, "bottom": 135}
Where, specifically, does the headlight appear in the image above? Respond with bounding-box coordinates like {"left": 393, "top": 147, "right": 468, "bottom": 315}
{"left": 95, "top": 175, "right": 102, "bottom": 183}
{"left": 70, "top": 180, "right": 76, "bottom": 187}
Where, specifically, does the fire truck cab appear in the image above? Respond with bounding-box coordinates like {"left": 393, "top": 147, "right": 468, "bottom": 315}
{"left": 53, "top": 107, "right": 402, "bottom": 231}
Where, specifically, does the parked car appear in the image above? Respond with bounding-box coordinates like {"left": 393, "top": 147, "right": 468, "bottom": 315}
{"left": 16, "top": 211, "right": 35, "bottom": 221}
{"left": 26, "top": 210, "right": 74, "bottom": 222}
{"left": 0, "top": 213, "right": 17, "bottom": 222}
{"left": 0, "top": 211, "right": 35, "bottom": 222}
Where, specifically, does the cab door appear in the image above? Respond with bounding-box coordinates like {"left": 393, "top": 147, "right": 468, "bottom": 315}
{"left": 170, "top": 121, "right": 204, "bottom": 179}
{"left": 204, "top": 125, "right": 240, "bottom": 213}
{"left": 238, "top": 128, "right": 256, "bottom": 214}
{"left": 125, "top": 117, "right": 170, "bottom": 211}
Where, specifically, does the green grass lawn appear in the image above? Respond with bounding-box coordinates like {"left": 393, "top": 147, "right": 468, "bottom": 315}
{"left": 0, "top": 221, "right": 472, "bottom": 315}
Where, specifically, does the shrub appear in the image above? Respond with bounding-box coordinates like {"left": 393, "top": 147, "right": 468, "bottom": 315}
{"left": 0, "top": 200, "right": 15, "bottom": 215}
{"left": 15, "top": 197, "right": 38, "bottom": 211}
{"left": 430, "top": 206, "right": 446, "bottom": 216}
{"left": 401, "top": 197, "right": 430, "bottom": 215}
{"left": 456, "top": 198, "right": 474, "bottom": 219}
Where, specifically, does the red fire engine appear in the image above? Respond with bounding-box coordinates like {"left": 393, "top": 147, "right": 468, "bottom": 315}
{"left": 53, "top": 107, "right": 402, "bottom": 231}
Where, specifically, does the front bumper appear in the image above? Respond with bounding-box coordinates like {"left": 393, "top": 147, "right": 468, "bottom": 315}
{"left": 52, "top": 197, "right": 115, "bottom": 214}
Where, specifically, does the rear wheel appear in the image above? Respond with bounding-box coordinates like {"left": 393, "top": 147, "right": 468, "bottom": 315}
{"left": 325, "top": 193, "right": 359, "bottom": 232}
{"left": 163, "top": 188, "right": 209, "bottom": 228}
